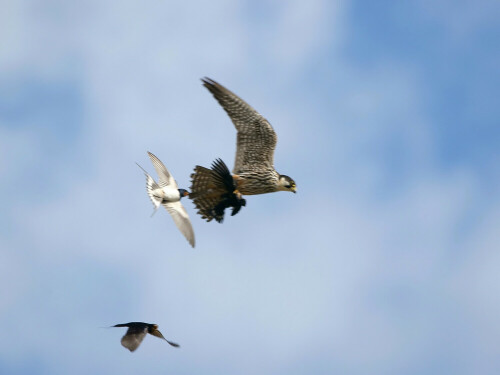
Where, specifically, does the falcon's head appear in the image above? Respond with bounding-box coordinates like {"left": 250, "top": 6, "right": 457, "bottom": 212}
{"left": 278, "top": 175, "right": 296, "bottom": 193}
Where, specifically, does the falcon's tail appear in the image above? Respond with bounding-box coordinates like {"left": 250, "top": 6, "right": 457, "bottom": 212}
{"left": 136, "top": 163, "right": 162, "bottom": 214}
{"left": 190, "top": 158, "right": 245, "bottom": 223}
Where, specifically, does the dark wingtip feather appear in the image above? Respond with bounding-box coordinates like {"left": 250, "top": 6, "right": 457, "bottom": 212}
{"left": 201, "top": 76, "right": 215, "bottom": 84}
{"left": 201, "top": 77, "right": 217, "bottom": 89}
{"left": 202, "top": 77, "right": 226, "bottom": 98}
{"left": 210, "top": 158, "right": 234, "bottom": 191}
{"left": 166, "top": 340, "right": 180, "bottom": 348}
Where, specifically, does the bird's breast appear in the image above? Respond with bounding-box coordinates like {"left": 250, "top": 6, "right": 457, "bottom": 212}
{"left": 158, "top": 187, "right": 180, "bottom": 202}
{"left": 237, "top": 173, "right": 280, "bottom": 195}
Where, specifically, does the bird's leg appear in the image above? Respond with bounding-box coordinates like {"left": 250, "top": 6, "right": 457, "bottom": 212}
{"left": 232, "top": 174, "right": 242, "bottom": 196}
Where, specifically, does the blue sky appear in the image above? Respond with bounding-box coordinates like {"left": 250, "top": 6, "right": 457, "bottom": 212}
{"left": 1, "top": 1, "right": 499, "bottom": 374}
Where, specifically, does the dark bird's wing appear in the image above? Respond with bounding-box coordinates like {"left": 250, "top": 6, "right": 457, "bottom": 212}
{"left": 202, "top": 78, "right": 277, "bottom": 174}
{"left": 149, "top": 329, "right": 180, "bottom": 348}
{"left": 121, "top": 326, "right": 148, "bottom": 352}
{"left": 190, "top": 159, "right": 245, "bottom": 223}
{"left": 210, "top": 157, "right": 236, "bottom": 192}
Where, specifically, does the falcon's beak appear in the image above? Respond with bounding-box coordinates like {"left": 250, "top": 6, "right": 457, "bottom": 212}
{"left": 291, "top": 186, "right": 297, "bottom": 194}
{"left": 184, "top": 191, "right": 189, "bottom": 197}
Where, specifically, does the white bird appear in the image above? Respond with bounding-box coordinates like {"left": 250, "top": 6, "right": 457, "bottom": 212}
{"left": 137, "top": 151, "right": 195, "bottom": 247}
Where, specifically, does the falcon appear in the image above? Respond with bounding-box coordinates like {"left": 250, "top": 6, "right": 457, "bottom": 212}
{"left": 137, "top": 151, "right": 195, "bottom": 247}
{"left": 190, "top": 78, "right": 296, "bottom": 222}
{"left": 113, "top": 322, "right": 179, "bottom": 352}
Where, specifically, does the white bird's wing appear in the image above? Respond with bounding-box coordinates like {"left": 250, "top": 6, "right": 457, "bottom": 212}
{"left": 121, "top": 326, "right": 148, "bottom": 352}
{"left": 163, "top": 201, "right": 195, "bottom": 247}
{"left": 147, "top": 151, "right": 178, "bottom": 189}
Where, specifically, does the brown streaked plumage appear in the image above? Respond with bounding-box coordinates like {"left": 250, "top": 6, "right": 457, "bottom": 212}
{"left": 190, "top": 78, "right": 296, "bottom": 221}
{"left": 113, "top": 322, "right": 180, "bottom": 352}
{"left": 190, "top": 158, "right": 246, "bottom": 222}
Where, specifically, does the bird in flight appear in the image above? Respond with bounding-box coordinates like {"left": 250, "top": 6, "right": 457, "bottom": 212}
{"left": 190, "top": 158, "right": 246, "bottom": 223}
{"left": 190, "top": 78, "right": 296, "bottom": 222}
{"left": 113, "top": 322, "right": 180, "bottom": 352}
{"left": 137, "top": 151, "right": 195, "bottom": 247}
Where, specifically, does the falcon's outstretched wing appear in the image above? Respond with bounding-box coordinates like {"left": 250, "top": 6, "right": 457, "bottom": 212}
{"left": 202, "top": 78, "right": 277, "bottom": 174}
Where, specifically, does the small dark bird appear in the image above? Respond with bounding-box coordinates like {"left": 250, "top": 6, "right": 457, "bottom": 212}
{"left": 113, "top": 322, "right": 180, "bottom": 352}
{"left": 190, "top": 158, "right": 246, "bottom": 223}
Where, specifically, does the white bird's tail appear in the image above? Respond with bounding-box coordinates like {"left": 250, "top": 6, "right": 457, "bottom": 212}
{"left": 136, "top": 163, "right": 162, "bottom": 216}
